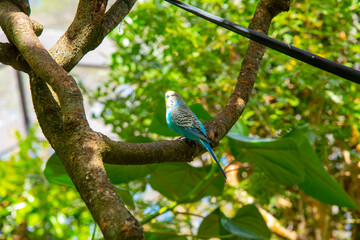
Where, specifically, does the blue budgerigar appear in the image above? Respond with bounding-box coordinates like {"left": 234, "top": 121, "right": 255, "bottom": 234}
{"left": 165, "top": 91, "right": 227, "bottom": 180}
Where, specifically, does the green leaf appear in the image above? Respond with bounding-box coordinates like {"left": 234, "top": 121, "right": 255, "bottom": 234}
{"left": 228, "top": 119, "right": 249, "bottom": 136}
{"left": 44, "top": 154, "right": 73, "bottom": 187}
{"left": 149, "top": 162, "right": 224, "bottom": 202}
{"left": 106, "top": 164, "right": 150, "bottom": 184}
{"left": 44, "top": 153, "right": 150, "bottom": 185}
{"left": 198, "top": 206, "right": 270, "bottom": 240}
{"left": 44, "top": 154, "right": 141, "bottom": 209}
{"left": 228, "top": 205, "right": 271, "bottom": 239}
{"left": 197, "top": 208, "right": 230, "bottom": 238}
{"left": 189, "top": 103, "right": 213, "bottom": 122}
{"left": 228, "top": 134, "right": 305, "bottom": 186}
{"left": 149, "top": 99, "right": 177, "bottom": 137}
{"left": 284, "top": 130, "right": 358, "bottom": 209}
{"left": 114, "top": 186, "right": 135, "bottom": 210}
{"left": 221, "top": 217, "right": 266, "bottom": 240}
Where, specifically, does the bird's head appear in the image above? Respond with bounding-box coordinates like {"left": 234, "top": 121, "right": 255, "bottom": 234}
{"left": 165, "top": 91, "right": 183, "bottom": 108}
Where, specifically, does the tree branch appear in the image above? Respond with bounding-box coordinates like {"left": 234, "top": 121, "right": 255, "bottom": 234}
{"left": 13, "top": 0, "right": 30, "bottom": 16}
{"left": 49, "top": 0, "right": 136, "bottom": 72}
{"left": 102, "top": 0, "right": 137, "bottom": 35}
{"left": 34, "top": 0, "right": 136, "bottom": 148}
{"left": 0, "top": 1, "right": 143, "bottom": 239}
{"left": 49, "top": 0, "right": 107, "bottom": 71}
{"left": 0, "top": 18, "right": 42, "bottom": 72}
{"left": 0, "top": 42, "right": 29, "bottom": 72}
{"left": 101, "top": 134, "right": 202, "bottom": 165}
{"left": 29, "top": 74, "right": 64, "bottom": 148}
{"left": 101, "top": 0, "right": 292, "bottom": 165}
{"left": 0, "top": 1, "right": 88, "bottom": 132}
{"left": 28, "top": 0, "right": 112, "bottom": 148}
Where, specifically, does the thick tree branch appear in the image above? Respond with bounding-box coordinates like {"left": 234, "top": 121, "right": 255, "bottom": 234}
{"left": 33, "top": 0, "right": 136, "bottom": 148}
{"left": 49, "top": 0, "right": 107, "bottom": 71}
{"left": 64, "top": 129, "right": 143, "bottom": 239}
{"left": 30, "top": 74, "right": 64, "bottom": 148}
{"left": 0, "top": 1, "right": 88, "bottom": 132}
{"left": 0, "top": 18, "right": 42, "bottom": 72}
{"left": 29, "top": 0, "right": 133, "bottom": 148}
{"left": 28, "top": 0, "right": 136, "bottom": 148}
{"left": 102, "top": 0, "right": 137, "bottom": 35}
{"left": 101, "top": 134, "right": 202, "bottom": 165}
{"left": 49, "top": 0, "right": 136, "bottom": 72}
{"left": 13, "top": 0, "right": 30, "bottom": 16}
{"left": 0, "top": 42, "right": 29, "bottom": 72}
{"left": 101, "top": 0, "right": 292, "bottom": 165}
{"left": 0, "top": 1, "right": 143, "bottom": 239}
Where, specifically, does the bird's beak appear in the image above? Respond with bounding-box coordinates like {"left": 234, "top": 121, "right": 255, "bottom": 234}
{"left": 165, "top": 96, "right": 168, "bottom": 104}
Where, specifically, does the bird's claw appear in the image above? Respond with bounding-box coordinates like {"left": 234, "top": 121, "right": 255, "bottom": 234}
{"left": 175, "top": 136, "right": 186, "bottom": 141}
{"left": 175, "top": 136, "right": 197, "bottom": 147}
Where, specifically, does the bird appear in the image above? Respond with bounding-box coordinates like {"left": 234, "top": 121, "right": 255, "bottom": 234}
{"left": 165, "top": 90, "right": 227, "bottom": 180}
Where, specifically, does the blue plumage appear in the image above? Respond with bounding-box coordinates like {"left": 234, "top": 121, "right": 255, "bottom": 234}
{"left": 165, "top": 91, "right": 227, "bottom": 180}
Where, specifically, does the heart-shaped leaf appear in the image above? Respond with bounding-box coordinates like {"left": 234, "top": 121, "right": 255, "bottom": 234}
{"left": 225, "top": 204, "right": 271, "bottom": 239}
{"left": 198, "top": 205, "right": 271, "bottom": 240}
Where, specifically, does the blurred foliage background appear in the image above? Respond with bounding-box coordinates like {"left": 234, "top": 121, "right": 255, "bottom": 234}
{"left": 1, "top": 0, "right": 360, "bottom": 239}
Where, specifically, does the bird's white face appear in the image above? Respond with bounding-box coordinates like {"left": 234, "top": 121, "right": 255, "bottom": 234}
{"left": 165, "top": 91, "right": 180, "bottom": 108}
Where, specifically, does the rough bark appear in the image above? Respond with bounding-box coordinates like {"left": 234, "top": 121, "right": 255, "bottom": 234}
{"left": 0, "top": 0, "right": 142, "bottom": 239}
{"left": 0, "top": 0, "right": 291, "bottom": 239}
{"left": 0, "top": 18, "right": 42, "bottom": 72}
{"left": 0, "top": 42, "right": 29, "bottom": 72}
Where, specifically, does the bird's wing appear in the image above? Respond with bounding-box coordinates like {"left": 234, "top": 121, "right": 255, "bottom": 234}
{"left": 170, "top": 107, "right": 210, "bottom": 142}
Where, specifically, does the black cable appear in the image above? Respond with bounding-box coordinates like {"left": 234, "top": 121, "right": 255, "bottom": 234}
{"left": 164, "top": 0, "right": 360, "bottom": 84}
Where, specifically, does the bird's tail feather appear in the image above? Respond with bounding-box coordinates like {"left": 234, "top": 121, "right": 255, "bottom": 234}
{"left": 199, "top": 139, "right": 227, "bottom": 180}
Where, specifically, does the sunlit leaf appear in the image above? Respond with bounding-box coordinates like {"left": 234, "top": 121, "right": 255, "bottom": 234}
{"left": 44, "top": 154, "right": 73, "bottom": 187}
{"left": 284, "top": 130, "right": 358, "bottom": 209}
{"left": 228, "top": 119, "right": 249, "bottom": 136}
